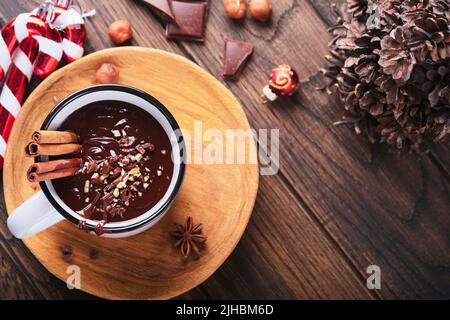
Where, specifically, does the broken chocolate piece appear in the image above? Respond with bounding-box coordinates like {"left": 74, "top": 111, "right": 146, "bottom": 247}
{"left": 142, "top": 142, "right": 155, "bottom": 151}
{"left": 119, "top": 136, "right": 136, "bottom": 147}
{"left": 101, "top": 161, "right": 110, "bottom": 176}
{"left": 142, "top": 0, "right": 175, "bottom": 22}
{"left": 82, "top": 192, "right": 100, "bottom": 219}
{"left": 222, "top": 37, "right": 254, "bottom": 80}
{"left": 110, "top": 205, "right": 126, "bottom": 218}
{"left": 110, "top": 167, "right": 122, "bottom": 179}
{"left": 108, "top": 155, "right": 120, "bottom": 165}
{"left": 101, "top": 192, "right": 115, "bottom": 208}
{"left": 86, "top": 158, "right": 98, "bottom": 174}
{"left": 91, "top": 178, "right": 104, "bottom": 188}
{"left": 166, "top": 1, "right": 208, "bottom": 42}
{"left": 78, "top": 220, "right": 88, "bottom": 231}
{"left": 136, "top": 144, "right": 146, "bottom": 154}
{"left": 94, "top": 222, "right": 111, "bottom": 235}
{"left": 105, "top": 176, "right": 123, "bottom": 192}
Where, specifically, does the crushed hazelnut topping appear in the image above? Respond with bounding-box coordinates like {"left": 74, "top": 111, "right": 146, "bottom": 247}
{"left": 84, "top": 180, "right": 90, "bottom": 193}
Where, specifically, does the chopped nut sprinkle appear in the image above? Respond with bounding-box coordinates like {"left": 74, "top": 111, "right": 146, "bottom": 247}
{"left": 84, "top": 180, "right": 90, "bottom": 193}
{"left": 111, "top": 130, "right": 121, "bottom": 137}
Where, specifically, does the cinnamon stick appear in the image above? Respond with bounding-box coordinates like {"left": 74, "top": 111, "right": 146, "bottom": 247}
{"left": 32, "top": 130, "right": 79, "bottom": 144}
{"left": 26, "top": 141, "right": 81, "bottom": 157}
{"left": 28, "top": 158, "right": 82, "bottom": 174}
{"left": 27, "top": 167, "right": 80, "bottom": 183}
{"left": 27, "top": 158, "right": 82, "bottom": 182}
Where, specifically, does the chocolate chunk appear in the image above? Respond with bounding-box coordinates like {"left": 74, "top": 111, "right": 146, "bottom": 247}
{"left": 142, "top": 142, "right": 155, "bottom": 151}
{"left": 110, "top": 167, "right": 122, "bottom": 179}
{"left": 110, "top": 206, "right": 126, "bottom": 218}
{"left": 135, "top": 144, "right": 146, "bottom": 154}
{"left": 94, "top": 222, "right": 110, "bottom": 235}
{"left": 82, "top": 204, "right": 96, "bottom": 219}
{"left": 120, "top": 189, "right": 132, "bottom": 203}
{"left": 121, "top": 156, "right": 131, "bottom": 166}
{"left": 86, "top": 158, "right": 98, "bottom": 174}
{"left": 109, "top": 155, "right": 119, "bottom": 165}
{"left": 119, "top": 136, "right": 136, "bottom": 147}
{"left": 101, "top": 192, "right": 115, "bottom": 206}
{"left": 142, "top": 0, "right": 175, "bottom": 22}
{"left": 91, "top": 178, "right": 104, "bottom": 188}
{"left": 101, "top": 161, "right": 110, "bottom": 176}
{"left": 166, "top": 1, "right": 208, "bottom": 42}
{"left": 82, "top": 192, "right": 100, "bottom": 219}
{"left": 78, "top": 220, "right": 88, "bottom": 231}
{"left": 222, "top": 37, "right": 254, "bottom": 80}
{"left": 105, "top": 176, "right": 123, "bottom": 191}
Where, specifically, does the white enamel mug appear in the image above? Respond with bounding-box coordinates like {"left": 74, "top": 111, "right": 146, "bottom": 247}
{"left": 7, "top": 84, "right": 186, "bottom": 239}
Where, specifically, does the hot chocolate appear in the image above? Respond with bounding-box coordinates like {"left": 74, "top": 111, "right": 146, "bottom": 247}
{"left": 52, "top": 100, "right": 174, "bottom": 223}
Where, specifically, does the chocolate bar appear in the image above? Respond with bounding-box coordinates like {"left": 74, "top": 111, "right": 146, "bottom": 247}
{"left": 142, "top": 0, "right": 175, "bottom": 22}
{"left": 166, "top": 1, "right": 208, "bottom": 42}
{"left": 222, "top": 37, "right": 254, "bottom": 80}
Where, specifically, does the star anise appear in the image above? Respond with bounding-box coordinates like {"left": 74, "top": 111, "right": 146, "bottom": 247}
{"left": 172, "top": 216, "right": 207, "bottom": 258}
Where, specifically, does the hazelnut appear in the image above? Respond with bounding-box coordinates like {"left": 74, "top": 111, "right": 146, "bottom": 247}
{"left": 108, "top": 20, "right": 133, "bottom": 44}
{"left": 249, "top": 0, "right": 272, "bottom": 22}
{"left": 224, "top": 0, "right": 247, "bottom": 20}
{"left": 95, "top": 63, "right": 120, "bottom": 84}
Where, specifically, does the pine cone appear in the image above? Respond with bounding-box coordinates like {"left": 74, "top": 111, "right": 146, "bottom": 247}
{"left": 426, "top": 63, "right": 450, "bottom": 140}
{"left": 430, "top": 0, "right": 450, "bottom": 19}
{"left": 373, "top": 0, "right": 402, "bottom": 14}
{"left": 321, "top": 0, "right": 450, "bottom": 150}
{"left": 347, "top": 0, "right": 369, "bottom": 18}
{"left": 402, "top": 11, "right": 450, "bottom": 61}
{"left": 379, "top": 27, "right": 417, "bottom": 82}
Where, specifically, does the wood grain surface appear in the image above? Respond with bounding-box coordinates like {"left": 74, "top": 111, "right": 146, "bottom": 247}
{"left": 0, "top": 0, "right": 448, "bottom": 299}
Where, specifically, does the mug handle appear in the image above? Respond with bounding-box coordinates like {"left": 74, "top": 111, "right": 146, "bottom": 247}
{"left": 7, "top": 190, "right": 64, "bottom": 239}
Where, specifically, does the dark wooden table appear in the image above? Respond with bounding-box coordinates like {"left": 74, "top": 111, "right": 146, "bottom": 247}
{"left": 0, "top": 0, "right": 449, "bottom": 300}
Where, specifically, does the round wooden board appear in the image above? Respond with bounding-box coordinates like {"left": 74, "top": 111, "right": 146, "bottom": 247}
{"left": 4, "top": 47, "right": 259, "bottom": 299}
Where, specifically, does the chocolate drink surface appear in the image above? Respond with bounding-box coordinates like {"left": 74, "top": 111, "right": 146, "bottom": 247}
{"left": 52, "top": 101, "right": 174, "bottom": 223}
